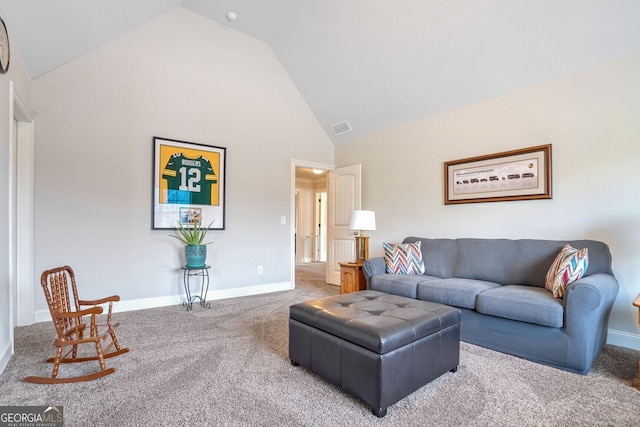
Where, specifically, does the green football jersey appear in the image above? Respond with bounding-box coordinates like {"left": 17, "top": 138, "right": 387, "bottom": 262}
{"left": 162, "top": 153, "right": 217, "bottom": 205}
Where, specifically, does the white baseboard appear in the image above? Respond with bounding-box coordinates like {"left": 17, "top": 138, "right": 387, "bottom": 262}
{"left": 34, "top": 281, "right": 293, "bottom": 323}
{"left": 606, "top": 329, "right": 640, "bottom": 350}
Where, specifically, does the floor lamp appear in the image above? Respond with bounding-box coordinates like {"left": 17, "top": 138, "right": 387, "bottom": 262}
{"left": 349, "top": 210, "right": 376, "bottom": 262}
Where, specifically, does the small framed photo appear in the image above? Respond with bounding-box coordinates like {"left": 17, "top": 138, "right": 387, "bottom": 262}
{"left": 444, "top": 144, "right": 552, "bottom": 205}
{"left": 152, "top": 137, "right": 226, "bottom": 229}
{"left": 179, "top": 207, "right": 202, "bottom": 225}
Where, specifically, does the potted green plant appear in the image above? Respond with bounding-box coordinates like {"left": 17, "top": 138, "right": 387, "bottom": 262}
{"left": 170, "top": 220, "right": 214, "bottom": 267}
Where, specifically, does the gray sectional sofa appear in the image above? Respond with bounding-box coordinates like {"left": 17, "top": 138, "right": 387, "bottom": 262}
{"left": 362, "top": 237, "right": 619, "bottom": 374}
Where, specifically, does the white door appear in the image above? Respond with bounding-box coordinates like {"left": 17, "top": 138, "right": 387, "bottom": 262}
{"left": 326, "top": 164, "right": 361, "bottom": 285}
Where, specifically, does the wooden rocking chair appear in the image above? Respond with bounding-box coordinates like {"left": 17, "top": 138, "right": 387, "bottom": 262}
{"left": 24, "top": 265, "right": 129, "bottom": 384}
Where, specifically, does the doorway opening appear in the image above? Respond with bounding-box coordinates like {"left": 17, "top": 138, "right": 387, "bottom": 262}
{"left": 294, "top": 167, "right": 328, "bottom": 264}
{"left": 291, "top": 161, "right": 362, "bottom": 288}
{"left": 291, "top": 160, "right": 333, "bottom": 288}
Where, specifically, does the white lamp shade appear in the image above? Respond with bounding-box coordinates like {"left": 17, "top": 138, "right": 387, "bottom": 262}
{"left": 349, "top": 210, "right": 376, "bottom": 231}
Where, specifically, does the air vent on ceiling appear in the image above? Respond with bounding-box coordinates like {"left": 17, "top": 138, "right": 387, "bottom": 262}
{"left": 330, "top": 120, "right": 353, "bottom": 136}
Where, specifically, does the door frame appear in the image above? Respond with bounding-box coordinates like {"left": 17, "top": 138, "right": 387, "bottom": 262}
{"left": 291, "top": 159, "right": 334, "bottom": 288}
{"left": 10, "top": 81, "right": 35, "bottom": 329}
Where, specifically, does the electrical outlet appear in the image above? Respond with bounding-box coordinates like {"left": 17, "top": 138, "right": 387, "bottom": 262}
{"left": 281, "top": 216, "right": 286, "bottom": 224}
{"left": 257, "top": 266, "right": 263, "bottom": 275}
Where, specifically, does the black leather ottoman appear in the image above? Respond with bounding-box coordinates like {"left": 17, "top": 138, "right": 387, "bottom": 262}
{"left": 289, "top": 290, "right": 460, "bottom": 417}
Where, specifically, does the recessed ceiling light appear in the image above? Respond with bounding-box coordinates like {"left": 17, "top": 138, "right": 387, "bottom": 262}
{"left": 226, "top": 11, "right": 238, "bottom": 22}
{"left": 312, "top": 169, "right": 324, "bottom": 175}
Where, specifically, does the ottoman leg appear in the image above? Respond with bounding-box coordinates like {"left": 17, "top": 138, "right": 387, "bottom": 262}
{"left": 371, "top": 406, "right": 387, "bottom": 418}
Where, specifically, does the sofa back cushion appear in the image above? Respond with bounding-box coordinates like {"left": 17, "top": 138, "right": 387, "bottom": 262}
{"left": 402, "top": 237, "right": 613, "bottom": 287}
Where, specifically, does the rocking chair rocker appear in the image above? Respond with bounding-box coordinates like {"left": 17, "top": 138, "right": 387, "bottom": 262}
{"left": 24, "top": 265, "right": 129, "bottom": 384}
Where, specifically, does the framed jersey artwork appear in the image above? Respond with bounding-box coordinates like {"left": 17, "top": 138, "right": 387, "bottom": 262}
{"left": 152, "top": 136, "right": 226, "bottom": 230}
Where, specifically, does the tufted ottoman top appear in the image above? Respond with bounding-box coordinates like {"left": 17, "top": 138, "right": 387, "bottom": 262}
{"left": 290, "top": 290, "right": 460, "bottom": 355}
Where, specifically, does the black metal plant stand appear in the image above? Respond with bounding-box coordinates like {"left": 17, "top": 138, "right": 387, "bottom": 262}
{"left": 181, "top": 265, "right": 211, "bottom": 311}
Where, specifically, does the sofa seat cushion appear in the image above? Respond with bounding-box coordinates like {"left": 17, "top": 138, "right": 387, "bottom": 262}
{"left": 476, "top": 285, "right": 564, "bottom": 328}
{"left": 370, "top": 274, "right": 440, "bottom": 298}
{"left": 417, "top": 278, "right": 501, "bottom": 309}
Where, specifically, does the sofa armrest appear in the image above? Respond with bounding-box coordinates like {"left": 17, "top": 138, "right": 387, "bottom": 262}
{"left": 563, "top": 273, "right": 619, "bottom": 368}
{"left": 564, "top": 273, "right": 618, "bottom": 316}
{"left": 363, "top": 257, "right": 386, "bottom": 278}
{"left": 362, "top": 257, "right": 386, "bottom": 289}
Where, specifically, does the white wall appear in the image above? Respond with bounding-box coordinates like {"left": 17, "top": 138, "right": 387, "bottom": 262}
{"left": 0, "top": 6, "right": 32, "bottom": 372}
{"left": 30, "top": 8, "right": 333, "bottom": 315}
{"left": 336, "top": 53, "right": 640, "bottom": 349}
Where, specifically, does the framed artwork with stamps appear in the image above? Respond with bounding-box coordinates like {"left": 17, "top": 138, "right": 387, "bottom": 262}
{"left": 444, "top": 145, "right": 551, "bottom": 205}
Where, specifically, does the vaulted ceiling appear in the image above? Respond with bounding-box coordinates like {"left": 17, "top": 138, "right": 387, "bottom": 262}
{"left": 1, "top": 0, "right": 639, "bottom": 144}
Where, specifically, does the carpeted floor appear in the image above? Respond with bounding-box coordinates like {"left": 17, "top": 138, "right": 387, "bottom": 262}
{"left": 1, "top": 262, "right": 639, "bottom": 426}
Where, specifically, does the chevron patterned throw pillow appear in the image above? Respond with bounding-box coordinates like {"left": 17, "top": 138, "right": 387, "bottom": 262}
{"left": 544, "top": 244, "right": 589, "bottom": 298}
{"left": 383, "top": 241, "right": 426, "bottom": 275}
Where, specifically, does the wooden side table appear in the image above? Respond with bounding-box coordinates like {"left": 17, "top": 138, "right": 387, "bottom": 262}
{"left": 339, "top": 262, "right": 366, "bottom": 294}
{"left": 634, "top": 294, "right": 640, "bottom": 389}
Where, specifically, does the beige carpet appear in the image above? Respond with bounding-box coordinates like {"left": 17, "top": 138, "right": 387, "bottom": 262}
{"left": 1, "top": 262, "right": 639, "bottom": 426}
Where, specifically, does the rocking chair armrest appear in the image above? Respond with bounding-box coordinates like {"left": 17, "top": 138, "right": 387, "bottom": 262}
{"left": 53, "top": 306, "right": 103, "bottom": 319}
{"left": 78, "top": 295, "right": 120, "bottom": 306}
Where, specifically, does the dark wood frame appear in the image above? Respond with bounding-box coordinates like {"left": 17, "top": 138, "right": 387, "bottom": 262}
{"left": 0, "top": 16, "right": 10, "bottom": 74}
{"left": 444, "top": 144, "right": 552, "bottom": 205}
{"left": 152, "top": 136, "right": 226, "bottom": 230}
